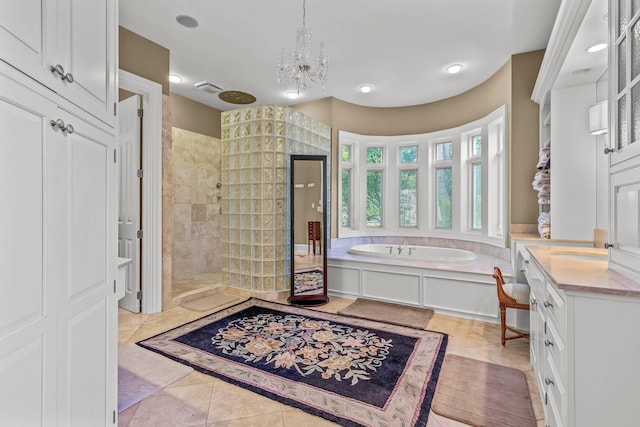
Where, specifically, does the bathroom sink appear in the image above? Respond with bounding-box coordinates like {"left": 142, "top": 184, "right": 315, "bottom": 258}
{"left": 552, "top": 252, "right": 607, "bottom": 261}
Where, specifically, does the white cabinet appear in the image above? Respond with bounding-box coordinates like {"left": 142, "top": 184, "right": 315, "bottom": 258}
{"left": 0, "top": 0, "right": 117, "bottom": 126}
{"left": 526, "top": 248, "right": 640, "bottom": 427}
{"left": 609, "top": 0, "right": 640, "bottom": 281}
{"left": 0, "top": 0, "right": 117, "bottom": 423}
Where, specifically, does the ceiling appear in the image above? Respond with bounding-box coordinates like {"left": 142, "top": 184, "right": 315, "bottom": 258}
{"left": 555, "top": 0, "right": 609, "bottom": 89}
{"left": 118, "top": 0, "right": 601, "bottom": 112}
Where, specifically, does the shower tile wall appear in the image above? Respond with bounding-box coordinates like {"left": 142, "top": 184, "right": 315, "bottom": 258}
{"left": 172, "top": 127, "right": 222, "bottom": 279}
{"left": 221, "top": 105, "right": 330, "bottom": 293}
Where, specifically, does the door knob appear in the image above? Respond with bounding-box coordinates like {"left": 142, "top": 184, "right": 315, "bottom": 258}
{"left": 604, "top": 242, "right": 615, "bottom": 249}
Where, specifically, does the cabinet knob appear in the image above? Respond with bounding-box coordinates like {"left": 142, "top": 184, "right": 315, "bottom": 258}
{"left": 604, "top": 147, "right": 615, "bottom": 154}
{"left": 50, "top": 64, "right": 65, "bottom": 77}
{"left": 543, "top": 301, "right": 553, "bottom": 308}
{"left": 544, "top": 377, "right": 554, "bottom": 386}
{"left": 49, "top": 64, "right": 74, "bottom": 83}
{"left": 604, "top": 242, "right": 615, "bottom": 249}
{"left": 530, "top": 297, "right": 537, "bottom": 305}
{"left": 544, "top": 339, "right": 554, "bottom": 347}
{"left": 50, "top": 119, "right": 74, "bottom": 134}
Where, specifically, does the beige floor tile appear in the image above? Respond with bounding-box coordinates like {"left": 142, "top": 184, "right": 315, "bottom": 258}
{"left": 119, "top": 292, "right": 544, "bottom": 427}
{"left": 207, "top": 412, "right": 285, "bottom": 427}
{"left": 207, "top": 380, "right": 283, "bottom": 423}
{"left": 118, "top": 404, "right": 139, "bottom": 426}
{"left": 127, "top": 383, "right": 215, "bottom": 427}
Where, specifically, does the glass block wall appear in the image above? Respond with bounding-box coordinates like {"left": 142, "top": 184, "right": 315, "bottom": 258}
{"left": 220, "top": 105, "right": 331, "bottom": 293}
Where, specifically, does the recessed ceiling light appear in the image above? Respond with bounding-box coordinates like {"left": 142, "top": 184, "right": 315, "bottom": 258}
{"left": 176, "top": 15, "right": 198, "bottom": 28}
{"left": 286, "top": 91, "right": 299, "bottom": 99}
{"left": 169, "top": 74, "right": 183, "bottom": 83}
{"left": 358, "top": 84, "right": 373, "bottom": 93}
{"left": 446, "top": 64, "right": 463, "bottom": 74}
{"left": 586, "top": 43, "right": 607, "bottom": 53}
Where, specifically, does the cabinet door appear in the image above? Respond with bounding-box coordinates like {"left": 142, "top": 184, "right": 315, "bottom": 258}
{"left": 54, "top": 106, "right": 117, "bottom": 426}
{"left": 0, "top": 0, "right": 116, "bottom": 126}
{"left": 609, "top": 165, "right": 640, "bottom": 278}
{"left": 0, "top": 0, "right": 57, "bottom": 91}
{"left": 609, "top": 0, "right": 640, "bottom": 280}
{"left": 55, "top": 0, "right": 116, "bottom": 126}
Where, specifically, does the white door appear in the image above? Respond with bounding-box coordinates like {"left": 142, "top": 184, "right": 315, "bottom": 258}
{"left": 118, "top": 95, "right": 142, "bottom": 313}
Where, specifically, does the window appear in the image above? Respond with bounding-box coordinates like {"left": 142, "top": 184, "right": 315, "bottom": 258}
{"left": 400, "top": 146, "right": 418, "bottom": 163}
{"left": 340, "top": 144, "right": 353, "bottom": 228}
{"left": 436, "top": 142, "right": 452, "bottom": 161}
{"left": 399, "top": 170, "right": 417, "bottom": 227}
{"left": 435, "top": 167, "right": 452, "bottom": 228}
{"left": 341, "top": 169, "right": 351, "bottom": 227}
{"left": 366, "top": 171, "right": 383, "bottom": 227}
{"left": 337, "top": 105, "right": 506, "bottom": 246}
{"left": 468, "top": 133, "right": 482, "bottom": 230}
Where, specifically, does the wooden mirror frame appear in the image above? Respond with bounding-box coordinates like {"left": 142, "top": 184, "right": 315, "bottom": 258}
{"left": 288, "top": 154, "right": 329, "bottom": 306}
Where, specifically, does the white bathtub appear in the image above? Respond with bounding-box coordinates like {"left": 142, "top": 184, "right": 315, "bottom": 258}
{"left": 347, "top": 243, "right": 477, "bottom": 262}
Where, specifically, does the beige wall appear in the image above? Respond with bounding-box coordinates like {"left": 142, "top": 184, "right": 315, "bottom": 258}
{"left": 170, "top": 93, "right": 222, "bottom": 139}
{"left": 119, "top": 26, "right": 170, "bottom": 95}
{"left": 510, "top": 50, "right": 545, "bottom": 225}
{"left": 294, "top": 50, "right": 544, "bottom": 239}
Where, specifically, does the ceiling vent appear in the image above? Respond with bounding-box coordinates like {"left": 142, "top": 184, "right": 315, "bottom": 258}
{"left": 194, "top": 81, "right": 224, "bottom": 94}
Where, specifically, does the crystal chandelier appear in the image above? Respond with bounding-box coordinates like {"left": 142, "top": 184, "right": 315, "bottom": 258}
{"left": 276, "top": 0, "right": 328, "bottom": 94}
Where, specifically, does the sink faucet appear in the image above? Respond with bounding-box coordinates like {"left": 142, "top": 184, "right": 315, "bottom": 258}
{"left": 397, "top": 243, "right": 407, "bottom": 254}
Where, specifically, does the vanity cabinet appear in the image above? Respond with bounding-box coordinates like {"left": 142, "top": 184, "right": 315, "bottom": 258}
{"left": 0, "top": 0, "right": 118, "bottom": 424}
{"left": 0, "top": 0, "right": 117, "bottom": 126}
{"left": 526, "top": 246, "right": 640, "bottom": 427}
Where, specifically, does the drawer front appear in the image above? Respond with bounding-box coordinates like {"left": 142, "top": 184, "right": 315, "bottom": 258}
{"left": 544, "top": 318, "right": 566, "bottom": 378}
{"left": 544, "top": 352, "right": 567, "bottom": 427}
{"left": 544, "top": 282, "right": 566, "bottom": 335}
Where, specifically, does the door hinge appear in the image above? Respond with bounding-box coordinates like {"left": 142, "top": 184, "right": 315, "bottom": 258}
{"left": 137, "top": 108, "right": 144, "bottom": 118}
{"left": 136, "top": 290, "right": 143, "bottom": 300}
{"left": 113, "top": 280, "right": 116, "bottom": 294}
{"left": 544, "top": 321, "right": 547, "bottom": 334}
{"left": 113, "top": 149, "right": 116, "bottom": 163}
{"left": 137, "top": 168, "right": 143, "bottom": 178}
{"left": 137, "top": 229, "right": 143, "bottom": 239}
{"left": 114, "top": 102, "right": 117, "bottom": 116}
{"left": 113, "top": 410, "right": 116, "bottom": 424}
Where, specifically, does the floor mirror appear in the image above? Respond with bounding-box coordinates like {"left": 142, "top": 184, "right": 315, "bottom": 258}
{"left": 289, "top": 155, "right": 329, "bottom": 306}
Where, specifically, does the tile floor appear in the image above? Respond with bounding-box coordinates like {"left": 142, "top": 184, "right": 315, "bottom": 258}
{"left": 118, "top": 294, "right": 545, "bottom": 427}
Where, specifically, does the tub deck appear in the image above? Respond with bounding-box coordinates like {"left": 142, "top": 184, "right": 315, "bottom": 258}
{"left": 327, "top": 247, "right": 527, "bottom": 328}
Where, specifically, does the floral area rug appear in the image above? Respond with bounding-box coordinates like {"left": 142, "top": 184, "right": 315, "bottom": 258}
{"left": 293, "top": 269, "right": 324, "bottom": 294}
{"left": 137, "top": 298, "right": 448, "bottom": 427}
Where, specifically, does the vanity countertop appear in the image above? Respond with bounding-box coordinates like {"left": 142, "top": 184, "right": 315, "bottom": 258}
{"left": 526, "top": 245, "right": 640, "bottom": 297}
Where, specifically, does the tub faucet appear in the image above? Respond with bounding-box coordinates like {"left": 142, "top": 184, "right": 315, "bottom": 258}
{"left": 397, "top": 243, "right": 407, "bottom": 254}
